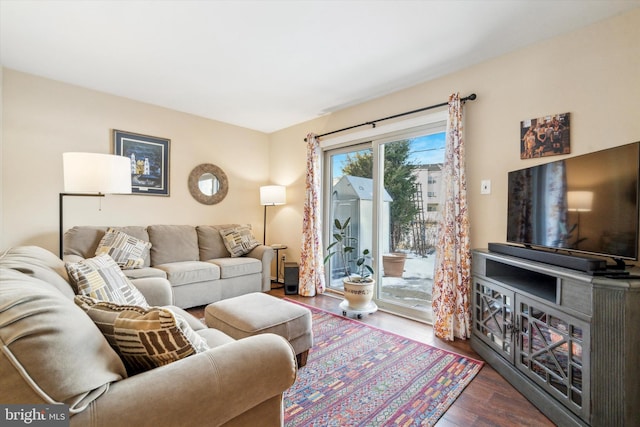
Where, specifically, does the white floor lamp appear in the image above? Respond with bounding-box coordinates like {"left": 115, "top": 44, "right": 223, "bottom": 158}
{"left": 260, "top": 185, "right": 286, "bottom": 245}
{"left": 59, "top": 152, "right": 132, "bottom": 258}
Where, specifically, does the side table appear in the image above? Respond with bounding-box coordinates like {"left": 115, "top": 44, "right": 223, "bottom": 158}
{"left": 270, "top": 244, "right": 287, "bottom": 288}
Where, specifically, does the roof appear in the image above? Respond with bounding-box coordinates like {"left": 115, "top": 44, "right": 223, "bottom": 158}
{"left": 333, "top": 175, "right": 393, "bottom": 202}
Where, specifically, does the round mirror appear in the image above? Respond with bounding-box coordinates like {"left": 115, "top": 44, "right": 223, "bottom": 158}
{"left": 198, "top": 173, "right": 218, "bottom": 196}
{"left": 188, "top": 164, "right": 228, "bottom": 205}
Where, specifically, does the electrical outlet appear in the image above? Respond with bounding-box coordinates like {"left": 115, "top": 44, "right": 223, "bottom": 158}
{"left": 480, "top": 179, "right": 491, "bottom": 195}
{"left": 281, "top": 255, "right": 286, "bottom": 262}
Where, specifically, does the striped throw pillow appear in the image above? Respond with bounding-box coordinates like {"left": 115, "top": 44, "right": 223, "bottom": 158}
{"left": 74, "top": 295, "right": 210, "bottom": 375}
{"left": 95, "top": 228, "right": 151, "bottom": 269}
{"left": 66, "top": 254, "right": 148, "bottom": 306}
{"left": 219, "top": 225, "right": 259, "bottom": 257}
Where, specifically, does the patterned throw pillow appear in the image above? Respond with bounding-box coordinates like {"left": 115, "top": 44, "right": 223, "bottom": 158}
{"left": 74, "top": 295, "right": 210, "bottom": 375}
{"left": 95, "top": 228, "right": 151, "bottom": 269}
{"left": 66, "top": 254, "right": 148, "bottom": 306}
{"left": 219, "top": 225, "right": 260, "bottom": 257}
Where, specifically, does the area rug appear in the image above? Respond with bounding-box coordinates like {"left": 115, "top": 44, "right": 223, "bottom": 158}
{"left": 283, "top": 300, "right": 483, "bottom": 427}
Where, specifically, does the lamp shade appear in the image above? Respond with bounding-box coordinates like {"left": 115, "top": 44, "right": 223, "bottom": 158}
{"left": 260, "top": 185, "right": 286, "bottom": 205}
{"left": 567, "top": 191, "right": 593, "bottom": 212}
{"left": 63, "top": 152, "right": 132, "bottom": 194}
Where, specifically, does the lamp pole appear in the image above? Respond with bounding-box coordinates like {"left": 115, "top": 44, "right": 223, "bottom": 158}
{"left": 59, "top": 193, "right": 105, "bottom": 258}
{"left": 263, "top": 204, "right": 268, "bottom": 244}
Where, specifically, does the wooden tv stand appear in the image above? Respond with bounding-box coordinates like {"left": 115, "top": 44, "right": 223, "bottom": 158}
{"left": 471, "top": 249, "right": 640, "bottom": 426}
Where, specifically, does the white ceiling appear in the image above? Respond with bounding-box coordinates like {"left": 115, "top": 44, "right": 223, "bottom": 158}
{"left": 2, "top": 1, "right": 639, "bottom": 133}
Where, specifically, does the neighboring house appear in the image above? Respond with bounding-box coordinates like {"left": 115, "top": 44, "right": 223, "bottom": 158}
{"left": 412, "top": 163, "right": 443, "bottom": 252}
{"left": 414, "top": 163, "right": 443, "bottom": 223}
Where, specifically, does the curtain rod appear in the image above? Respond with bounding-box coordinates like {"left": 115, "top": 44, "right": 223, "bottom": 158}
{"left": 305, "top": 93, "right": 477, "bottom": 142}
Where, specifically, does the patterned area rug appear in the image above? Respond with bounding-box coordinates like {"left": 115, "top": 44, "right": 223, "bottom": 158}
{"left": 284, "top": 300, "right": 483, "bottom": 426}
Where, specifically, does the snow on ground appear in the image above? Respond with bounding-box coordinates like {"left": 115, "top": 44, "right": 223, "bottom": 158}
{"left": 380, "top": 252, "right": 434, "bottom": 308}
{"left": 327, "top": 251, "right": 434, "bottom": 311}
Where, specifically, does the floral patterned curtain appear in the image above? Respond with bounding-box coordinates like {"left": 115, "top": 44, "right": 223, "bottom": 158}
{"left": 299, "top": 133, "right": 326, "bottom": 296}
{"left": 432, "top": 93, "right": 472, "bottom": 341}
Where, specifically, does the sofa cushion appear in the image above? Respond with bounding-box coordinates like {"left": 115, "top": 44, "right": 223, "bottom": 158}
{"left": 148, "top": 225, "right": 200, "bottom": 265}
{"left": 154, "top": 261, "right": 220, "bottom": 287}
{"left": 219, "top": 225, "right": 260, "bottom": 257}
{"left": 0, "top": 269, "right": 127, "bottom": 410}
{"left": 75, "top": 296, "right": 210, "bottom": 375}
{"left": 66, "top": 254, "right": 148, "bottom": 306}
{"left": 95, "top": 228, "right": 152, "bottom": 269}
{"left": 64, "top": 226, "right": 152, "bottom": 267}
{"left": 196, "top": 225, "right": 232, "bottom": 260}
{"left": 0, "top": 246, "right": 75, "bottom": 299}
{"left": 196, "top": 328, "right": 237, "bottom": 348}
{"left": 63, "top": 226, "right": 108, "bottom": 258}
{"left": 208, "top": 257, "right": 262, "bottom": 279}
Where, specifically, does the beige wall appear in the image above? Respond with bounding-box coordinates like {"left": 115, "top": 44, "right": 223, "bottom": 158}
{"left": 0, "top": 67, "right": 4, "bottom": 248}
{"left": 2, "top": 9, "right": 639, "bottom": 266}
{"left": 1, "top": 70, "right": 270, "bottom": 254}
{"left": 269, "top": 9, "right": 640, "bottom": 264}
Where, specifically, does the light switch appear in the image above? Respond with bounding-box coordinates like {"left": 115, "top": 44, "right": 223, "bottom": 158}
{"left": 480, "top": 180, "right": 491, "bottom": 195}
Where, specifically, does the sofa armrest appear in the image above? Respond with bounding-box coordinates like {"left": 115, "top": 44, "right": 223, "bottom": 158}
{"left": 130, "top": 277, "right": 173, "bottom": 306}
{"left": 71, "top": 334, "right": 297, "bottom": 427}
{"left": 247, "top": 245, "right": 274, "bottom": 292}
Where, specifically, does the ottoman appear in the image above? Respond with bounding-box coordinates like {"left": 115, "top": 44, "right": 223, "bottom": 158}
{"left": 205, "top": 292, "right": 313, "bottom": 367}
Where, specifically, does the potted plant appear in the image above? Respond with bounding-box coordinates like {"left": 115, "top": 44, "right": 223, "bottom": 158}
{"left": 324, "top": 217, "right": 375, "bottom": 310}
{"left": 383, "top": 252, "right": 407, "bottom": 277}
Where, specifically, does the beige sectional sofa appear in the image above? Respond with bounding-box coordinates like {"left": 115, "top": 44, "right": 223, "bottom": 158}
{"left": 63, "top": 224, "right": 274, "bottom": 308}
{"left": 0, "top": 245, "right": 297, "bottom": 426}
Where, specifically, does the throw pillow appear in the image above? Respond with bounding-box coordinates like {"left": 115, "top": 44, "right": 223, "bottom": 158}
{"left": 66, "top": 254, "right": 148, "bottom": 307}
{"left": 95, "top": 228, "right": 151, "bottom": 269}
{"left": 74, "top": 295, "right": 210, "bottom": 375}
{"left": 219, "top": 225, "right": 260, "bottom": 257}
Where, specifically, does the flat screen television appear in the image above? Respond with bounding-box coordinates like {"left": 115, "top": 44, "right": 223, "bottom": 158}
{"left": 505, "top": 142, "right": 639, "bottom": 268}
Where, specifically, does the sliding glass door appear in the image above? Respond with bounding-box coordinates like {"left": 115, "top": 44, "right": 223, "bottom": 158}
{"left": 325, "top": 144, "right": 373, "bottom": 290}
{"left": 324, "top": 122, "right": 446, "bottom": 323}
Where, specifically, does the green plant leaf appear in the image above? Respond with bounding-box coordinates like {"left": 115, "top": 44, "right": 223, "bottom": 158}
{"left": 323, "top": 252, "right": 336, "bottom": 264}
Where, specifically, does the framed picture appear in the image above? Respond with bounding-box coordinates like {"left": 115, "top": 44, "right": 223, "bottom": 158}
{"left": 113, "top": 130, "right": 170, "bottom": 196}
{"left": 520, "top": 112, "right": 570, "bottom": 159}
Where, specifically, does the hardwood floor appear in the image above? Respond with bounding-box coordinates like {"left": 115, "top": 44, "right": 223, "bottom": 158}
{"left": 187, "top": 290, "right": 554, "bottom": 427}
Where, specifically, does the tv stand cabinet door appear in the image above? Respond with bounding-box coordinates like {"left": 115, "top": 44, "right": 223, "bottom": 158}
{"left": 472, "top": 277, "right": 515, "bottom": 363}
{"left": 515, "top": 294, "right": 590, "bottom": 423}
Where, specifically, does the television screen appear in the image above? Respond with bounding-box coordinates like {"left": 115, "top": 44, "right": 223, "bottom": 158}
{"left": 507, "top": 142, "right": 639, "bottom": 261}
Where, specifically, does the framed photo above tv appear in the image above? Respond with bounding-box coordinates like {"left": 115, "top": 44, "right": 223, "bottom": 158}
{"left": 520, "top": 112, "right": 570, "bottom": 159}
{"left": 113, "top": 130, "right": 170, "bottom": 196}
